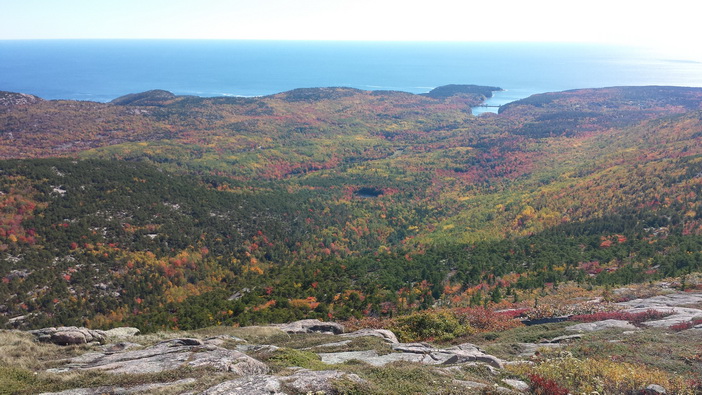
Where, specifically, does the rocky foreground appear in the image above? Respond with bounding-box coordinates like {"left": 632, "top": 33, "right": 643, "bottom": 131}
{"left": 2, "top": 290, "right": 702, "bottom": 394}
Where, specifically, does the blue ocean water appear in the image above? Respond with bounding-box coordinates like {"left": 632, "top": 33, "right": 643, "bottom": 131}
{"left": 1, "top": 40, "right": 702, "bottom": 113}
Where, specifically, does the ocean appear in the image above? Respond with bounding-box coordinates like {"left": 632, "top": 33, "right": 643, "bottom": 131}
{"left": 2, "top": 40, "right": 702, "bottom": 114}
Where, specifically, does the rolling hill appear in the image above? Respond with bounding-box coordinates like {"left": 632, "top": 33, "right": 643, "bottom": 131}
{"left": 1, "top": 85, "right": 701, "bottom": 332}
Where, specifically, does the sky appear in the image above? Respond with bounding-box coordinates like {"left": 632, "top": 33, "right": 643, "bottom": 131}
{"left": 1, "top": 0, "right": 700, "bottom": 60}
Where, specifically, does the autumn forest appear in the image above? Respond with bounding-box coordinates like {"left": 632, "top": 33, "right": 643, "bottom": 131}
{"left": 1, "top": 84, "right": 701, "bottom": 332}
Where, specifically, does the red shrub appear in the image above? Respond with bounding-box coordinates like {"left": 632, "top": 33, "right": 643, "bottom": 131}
{"left": 528, "top": 374, "right": 569, "bottom": 395}
{"left": 495, "top": 307, "right": 530, "bottom": 318}
{"left": 454, "top": 306, "right": 524, "bottom": 332}
{"left": 669, "top": 318, "right": 702, "bottom": 332}
{"left": 569, "top": 309, "right": 673, "bottom": 325}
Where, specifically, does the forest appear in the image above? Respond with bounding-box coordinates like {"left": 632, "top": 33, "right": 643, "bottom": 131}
{"left": 0, "top": 85, "right": 701, "bottom": 331}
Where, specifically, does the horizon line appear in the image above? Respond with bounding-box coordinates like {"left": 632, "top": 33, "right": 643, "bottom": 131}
{"left": 0, "top": 38, "right": 630, "bottom": 45}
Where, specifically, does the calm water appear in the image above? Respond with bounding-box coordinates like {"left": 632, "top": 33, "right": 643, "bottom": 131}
{"left": 2, "top": 40, "right": 702, "bottom": 114}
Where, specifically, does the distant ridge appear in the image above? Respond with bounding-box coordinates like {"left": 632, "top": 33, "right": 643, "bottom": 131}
{"left": 110, "top": 89, "right": 178, "bottom": 106}
{"left": 421, "top": 84, "right": 502, "bottom": 99}
{"left": 274, "top": 87, "right": 364, "bottom": 102}
{"left": 106, "top": 85, "right": 502, "bottom": 106}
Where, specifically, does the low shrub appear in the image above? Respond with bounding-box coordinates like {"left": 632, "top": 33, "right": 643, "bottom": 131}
{"left": 389, "top": 309, "right": 472, "bottom": 342}
{"left": 527, "top": 373, "right": 569, "bottom": 395}
{"left": 522, "top": 301, "right": 615, "bottom": 321}
{"left": 569, "top": 309, "right": 673, "bottom": 325}
{"left": 344, "top": 306, "right": 523, "bottom": 338}
{"left": 360, "top": 364, "right": 455, "bottom": 394}
{"left": 454, "top": 306, "right": 524, "bottom": 332}
{"left": 0, "top": 365, "right": 39, "bottom": 394}
{"left": 669, "top": 318, "right": 702, "bottom": 332}
{"left": 265, "top": 348, "right": 327, "bottom": 370}
{"left": 507, "top": 355, "right": 695, "bottom": 394}
{"left": 331, "top": 376, "right": 376, "bottom": 394}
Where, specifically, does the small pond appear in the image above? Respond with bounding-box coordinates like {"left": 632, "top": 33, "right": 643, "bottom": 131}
{"left": 354, "top": 187, "right": 384, "bottom": 198}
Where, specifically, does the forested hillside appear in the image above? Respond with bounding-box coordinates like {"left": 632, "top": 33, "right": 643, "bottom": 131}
{"left": 1, "top": 85, "right": 701, "bottom": 331}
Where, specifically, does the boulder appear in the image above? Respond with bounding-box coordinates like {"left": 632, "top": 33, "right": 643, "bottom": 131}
{"left": 437, "top": 350, "right": 503, "bottom": 369}
{"left": 565, "top": 319, "right": 637, "bottom": 332}
{"left": 275, "top": 319, "right": 344, "bottom": 335}
{"left": 27, "top": 327, "right": 59, "bottom": 342}
{"left": 341, "top": 328, "right": 399, "bottom": 343}
{"left": 643, "top": 384, "right": 667, "bottom": 394}
{"left": 503, "top": 378, "right": 530, "bottom": 392}
{"left": 51, "top": 331, "right": 91, "bottom": 345}
{"left": 440, "top": 342, "right": 504, "bottom": 368}
{"left": 29, "top": 326, "right": 106, "bottom": 345}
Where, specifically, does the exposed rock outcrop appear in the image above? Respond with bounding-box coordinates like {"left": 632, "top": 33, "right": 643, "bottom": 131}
{"left": 202, "top": 370, "right": 366, "bottom": 395}
{"left": 565, "top": 319, "right": 638, "bottom": 332}
{"left": 103, "top": 327, "right": 140, "bottom": 338}
{"left": 617, "top": 292, "right": 702, "bottom": 308}
{"left": 341, "top": 328, "right": 399, "bottom": 343}
{"left": 318, "top": 349, "right": 424, "bottom": 366}
{"left": 202, "top": 375, "right": 284, "bottom": 395}
{"left": 281, "top": 369, "right": 366, "bottom": 394}
{"left": 39, "top": 378, "right": 197, "bottom": 395}
{"left": 441, "top": 343, "right": 505, "bottom": 368}
{"left": 546, "top": 334, "right": 583, "bottom": 343}
{"left": 48, "top": 338, "right": 267, "bottom": 375}
{"left": 303, "top": 339, "right": 352, "bottom": 350}
{"left": 275, "top": 319, "right": 344, "bottom": 335}
{"left": 617, "top": 293, "right": 702, "bottom": 329}
{"left": 318, "top": 341, "right": 503, "bottom": 368}
{"left": 0, "top": 91, "right": 43, "bottom": 107}
{"left": 20, "top": 290, "right": 700, "bottom": 394}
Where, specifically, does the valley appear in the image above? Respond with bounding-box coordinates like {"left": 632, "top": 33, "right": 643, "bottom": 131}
{"left": 1, "top": 84, "right": 701, "bottom": 393}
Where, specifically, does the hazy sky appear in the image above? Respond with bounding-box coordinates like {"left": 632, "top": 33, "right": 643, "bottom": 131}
{"left": 1, "top": 0, "right": 700, "bottom": 59}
